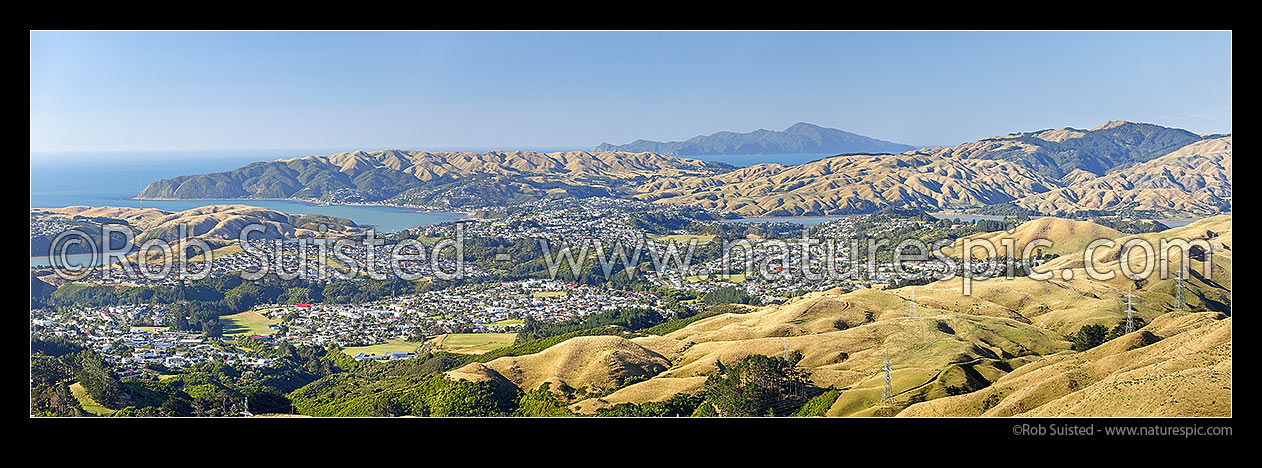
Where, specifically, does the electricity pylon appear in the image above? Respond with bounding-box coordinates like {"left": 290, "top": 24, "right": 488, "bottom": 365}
{"left": 880, "top": 350, "right": 894, "bottom": 406}
{"left": 239, "top": 396, "right": 253, "bottom": 417}
{"left": 1124, "top": 285, "right": 1137, "bottom": 334}
{"left": 909, "top": 290, "right": 917, "bottom": 318}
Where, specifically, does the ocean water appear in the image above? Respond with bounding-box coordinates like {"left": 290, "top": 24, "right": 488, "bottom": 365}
{"left": 720, "top": 215, "right": 854, "bottom": 226}
{"left": 678, "top": 153, "right": 842, "bottom": 167}
{"left": 30, "top": 149, "right": 465, "bottom": 232}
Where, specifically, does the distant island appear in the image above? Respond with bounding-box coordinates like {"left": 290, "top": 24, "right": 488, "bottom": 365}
{"left": 594, "top": 122, "right": 917, "bottom": 155}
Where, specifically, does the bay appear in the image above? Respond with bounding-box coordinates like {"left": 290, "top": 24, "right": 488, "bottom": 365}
{"left": 719, "top": 215, "right": 853, "bottom": 226}
{"left": 678, "top": 152, "right": 842, "bottom": 168}
{"left": 30, "top": 149, "right": 467, "bottom": 233}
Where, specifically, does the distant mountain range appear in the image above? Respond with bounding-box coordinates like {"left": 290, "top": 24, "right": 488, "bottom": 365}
{"left": 138, "top": 121, "right": 1231, "bottom": 218}
{"left": 594, "top": 122, "right": 917, "bottom": 155}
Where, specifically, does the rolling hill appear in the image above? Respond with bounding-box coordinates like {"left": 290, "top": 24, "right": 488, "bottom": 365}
{"left": 941, "top": 217, "right": 1125, "bottom": 258}
{"left": 633, "top": 121, "right": 1231, "bottom": 217}
{"left": 136, "top": 121, "right": 1229, "bottom": 218}
{"left": 442, "top": 216, "right": 1232, "bottom": 416}
{"left": 898, "top": 311, "right": 1230, "bottom": 417}
{"left": 137, "top": 150, "right": 735, "bottom": 206}
{"left": 1012, "top": 136, "right": 1232, "bottom": 215}
{"left": 43, "top": 205, "right": 363, "bottom": 242}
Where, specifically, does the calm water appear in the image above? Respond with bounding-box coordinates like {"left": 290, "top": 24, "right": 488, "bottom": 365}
{"left": 31, "top": 150, "right": 466, "bottom": 233}
{"left": 929, "top": 212, "right": 1018, "bottom": 223}
{"left": 720, "top": 215, "right": 854, "bottom": 226}
{"left": 30, "top": 253, "right": 116, "bottom": 268}
{"left": 931, "top": 212, "right": 1203, "bottom": 229}
{"left": 680, "top": 153, "right": 843, "bottom": 168}
{"left": 1156, "top": 218, "right": 1198, "bottom": 228}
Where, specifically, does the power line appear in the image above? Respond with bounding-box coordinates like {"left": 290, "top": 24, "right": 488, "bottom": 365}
{"left": 909, "top": 290, "right": 917, "bottom": 318}
{"left": 1175, "top": 271, "right": 1187, "bottom": 312}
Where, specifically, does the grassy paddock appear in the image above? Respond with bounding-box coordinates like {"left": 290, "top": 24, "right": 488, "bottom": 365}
{"left": 648, "top": 234, "right": 716, "bottom": 245}
{"left": 685, "top": 273, "right": 747, "bottom": 283}
{"left": 220, "top": 310, "right": 281, "bottom": 336}
{"left": 342, "top": 339, "right": 425, "bottom": 357}
{"left": 69, "top": 382, "right": 116, "bottom": 416}
{"left": 429, "top": 333, "right": 517, "bottom": 355}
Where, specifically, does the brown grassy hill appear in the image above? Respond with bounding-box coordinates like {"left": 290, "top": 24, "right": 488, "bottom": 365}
{"left": 898, "top": 312, "right": 1230, "bottom": 417}
{"left": 445, "top": 335, "right": 671, "bottom": 396}
{"left": 449, "top": 216, "right": 1229, "bottom": 417}
{"left": 1014, "top": 137, "right": 1232, "bottom": 216}
{"left": 632, "top": 122, "right": 1227, "bottom": 217}
{"left": 139, "top": 149, "right": 737, "bottom": 201}
{"left": 47, "top": 204, "right": 362, "bottom": 242}
{"left": 289, "top": 149, "right": 730, "bottom": 182}
{"left": 444, "top": 362, "right": 517, "bottom": 388}
{"left": 633, "top": 150, "right": 1058, "bottom": 216}
{"left": 941, "top": 217, "right": 1124, "bottom": 258}
{"left": 569, "top": 376, "right": 707, "bottom": 414}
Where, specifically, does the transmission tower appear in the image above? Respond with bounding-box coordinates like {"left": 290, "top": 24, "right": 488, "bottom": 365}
{"left": 239, "top": 396, "right": 253, "bottom": 417}
{"left": 1124, "top": 284, "right": 1137, "bottom": 334}
{"left": 909, "top": 290, "right": 917, "bottom": 318}
{"left": 783, "top": 337, "right": 790, "bottom": 361}
{"left": 880, "top": 350, "right": 894, "bottom": 406}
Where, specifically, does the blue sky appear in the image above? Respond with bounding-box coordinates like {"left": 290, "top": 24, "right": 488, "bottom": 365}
{"left": 30, "top": 31, "right": 1231, "bottom": 155}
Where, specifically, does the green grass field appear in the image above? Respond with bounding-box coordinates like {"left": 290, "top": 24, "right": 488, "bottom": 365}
{"left": 532, "top": 291, "right": 566, "bottom": 298}
{"left": 342, "top": 339, "right": 425, "bottom": 357}
{"left": 648, "top": 234, "right": 716, "bottom": 245}
{"left": 429, "top": 333, "right": 517, "bottom": 354}
{"left": 220, "top": 310, "right": 281, "bottom": 336}
{"left": 685, "top": 273, "right": 747, "bottom": 283}
{"left": 488, "top": 319, "right": 525, "bottom": 326}
{"left": 70, "top": 382, "right": 116, "bottom": 416}
{"left": 210, "top": 244, "right": 244, "bottom": 257}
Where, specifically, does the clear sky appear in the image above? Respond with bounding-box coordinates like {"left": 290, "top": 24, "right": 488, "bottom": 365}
{"left": 30, "top": 30, "right": 1232, "bottom": 155}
